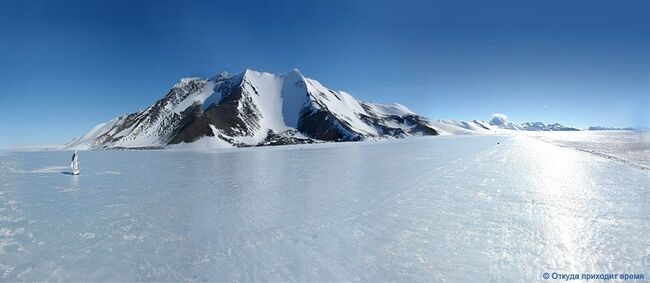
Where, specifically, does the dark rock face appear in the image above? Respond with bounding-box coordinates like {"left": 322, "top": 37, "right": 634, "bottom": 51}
{"left": 297, "top": 106, "right": 361, "bottom": 142}
{"left": 360, "top": 103, "right": 438, "bottom": 137}
{"left": 169, "top": 82, "right": 260, "bottom": 145}
{"left": 207, "top": 86, "right": 261, "bottom": 137}
{"left": 169, "top": 103, "right": 213, "bottom": 144}
{"left": 259, "top": 129, "right": 317, "bottom": 146}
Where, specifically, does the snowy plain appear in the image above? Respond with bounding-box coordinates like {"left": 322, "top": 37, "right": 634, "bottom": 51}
{"left": 525, "top": 130, "right": 650, "bottom": 170}
{"left": 0, "top": 134, "right": 649, "bottom": 281}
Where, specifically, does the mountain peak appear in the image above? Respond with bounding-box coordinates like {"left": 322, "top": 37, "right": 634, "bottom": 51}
{"left": 173, "top": 77, "right": 202, "bottom": 89}
{"left": 287, "top": 68, "right": 302, "bottom": 75}
{"left": 212, "top": 70, "right": 232, "bottom": 81}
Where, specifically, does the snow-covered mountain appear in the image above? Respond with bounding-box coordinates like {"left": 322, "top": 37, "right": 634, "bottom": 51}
{"left": 66, "top": 69, "right": 438, "bottom": 149}
{"left": 519, "top": 122, "right": 579, "bottom": 131}
{"left": 481, "top": 113, "right": 579, "bottom": 132}
{"left": 430, "top": 118, "right": 580, "bottom": 135}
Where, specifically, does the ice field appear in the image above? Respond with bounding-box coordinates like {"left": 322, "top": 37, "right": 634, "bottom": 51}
{"left": 527, "top": 130, "right": 650, "bottom": 170}
{"left": 1, "top": 134, "right": 649, "bottom": 281}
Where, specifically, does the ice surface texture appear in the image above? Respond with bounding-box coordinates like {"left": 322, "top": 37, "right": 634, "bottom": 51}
{"left": 0, "top": 135, "right": 649, "bottom": 281}
{"left": 527, "top": 130, "right": 650, "bottom": 170}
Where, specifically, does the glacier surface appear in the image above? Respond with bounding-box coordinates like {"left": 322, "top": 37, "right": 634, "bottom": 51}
{"left": 525, "top": 130, "right": 650, "bottom": 170}
{"left": 0, "top": 135, "right": 649, "bottom": 281}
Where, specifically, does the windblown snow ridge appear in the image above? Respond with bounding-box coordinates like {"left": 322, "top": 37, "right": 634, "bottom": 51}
{"left": 65, "top": 69, "right": 439, "bottom": 149}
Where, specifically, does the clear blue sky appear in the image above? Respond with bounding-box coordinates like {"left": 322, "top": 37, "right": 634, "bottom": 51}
{"left": 1, "top": 0, "right": 648, "bottom": 147}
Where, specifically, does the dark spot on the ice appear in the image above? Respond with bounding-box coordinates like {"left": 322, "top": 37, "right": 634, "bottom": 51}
{"left": 61, "top": 172, "right": 76, "bottom": 175}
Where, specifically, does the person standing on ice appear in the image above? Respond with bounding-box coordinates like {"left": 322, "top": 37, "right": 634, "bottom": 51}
{"left": 70, "top": 150, "right": 79, "bottom": 175}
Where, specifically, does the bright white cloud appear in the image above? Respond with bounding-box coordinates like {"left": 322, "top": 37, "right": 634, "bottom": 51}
{"left": 490, "top": 113, "right": 509, "bottom": 125}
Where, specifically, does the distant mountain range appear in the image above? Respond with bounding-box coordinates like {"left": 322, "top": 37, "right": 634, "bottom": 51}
{"left": 65, "top": 68, "right": 583, "bottom": 150}
{"left": 429, "top": 119, "right": 579, "bottom": 135}
{"left": 587, "top": 126, "right": 636, "bottom": 131}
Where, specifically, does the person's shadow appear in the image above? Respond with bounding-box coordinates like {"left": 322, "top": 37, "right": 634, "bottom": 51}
{"left": 61, "top": 172, "right": 77, "bottom": 175}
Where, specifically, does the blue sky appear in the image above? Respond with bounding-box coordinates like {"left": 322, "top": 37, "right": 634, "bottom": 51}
{"left": 1, "top": 0, "right": 648, "bottom": 147}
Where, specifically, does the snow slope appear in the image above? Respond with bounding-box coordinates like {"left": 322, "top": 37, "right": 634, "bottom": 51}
{"left": 431, "top": 119, "right": 495, "bottom": 135}
{"left": 66, "top": 115, "right": 128, "bottom": 150}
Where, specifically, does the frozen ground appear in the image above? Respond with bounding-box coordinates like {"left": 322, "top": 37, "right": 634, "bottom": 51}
{"left": 526, "top": 130, "right": 650, "bottom": 170}
{"left": 0, "top": 135, "right": 649, "bottom": 281}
